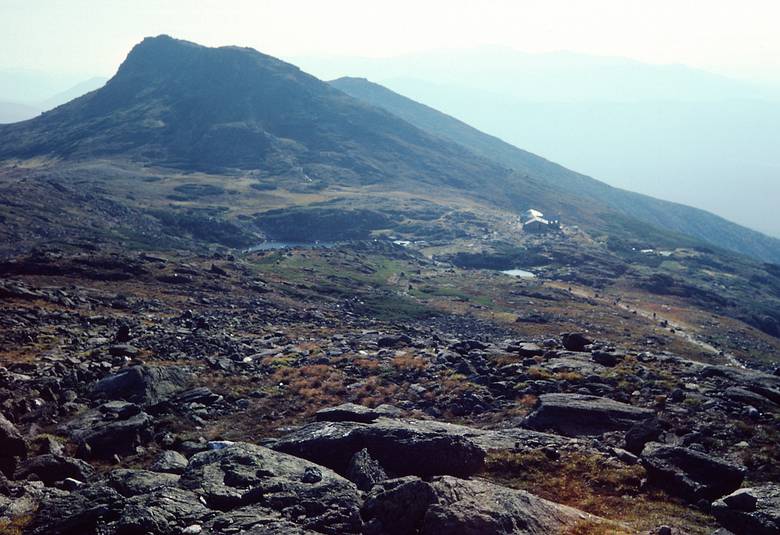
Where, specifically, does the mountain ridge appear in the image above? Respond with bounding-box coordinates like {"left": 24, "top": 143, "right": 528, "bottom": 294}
{"left": 0, "top": 36, "right": 523, "bottom": 199}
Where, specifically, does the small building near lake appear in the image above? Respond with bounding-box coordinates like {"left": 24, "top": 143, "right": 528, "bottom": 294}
{"left": 521, "top": 208, "right": 561, "bottom": 233}
{"left": 523, "top": 216, "right": 551, "bottom": 233}
{"left": 522, "top": 208, "right": 544, "bottom": 221}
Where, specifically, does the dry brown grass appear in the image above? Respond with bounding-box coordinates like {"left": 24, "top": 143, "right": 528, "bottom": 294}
{"left": 438, "top": 373, "right": 477, "bottom": 397}
{"left": 390, "top": 354, "right": 428, "bottom": 372}
{"left": 0, "top": 513, "right": 35, "bottom": 535}
{"left": 518, "top": 394, "right": 538, "bottom": 409}
{"left": 350, "top": 376, "right": 400, "bottom": 407}
{"left": 272, "top": 364, "right": 346, "bottom": 414}
{"left": 491, "top": 353, "right": 521, "bottom": 366}
{"left": 563, "top": 519, "right": 634, "bottom": 535}
{"left": 353, "top": 357, "right": 381, "bottom": 372}
{"left": 555, "top": 371, "right": 585, "bottom": 382}
{"left": 199, "top": 371, "right": 256, "bottom": 397}
{"left": 483, "top": 449, "right": 717, "bottom": 534}
{"left": 527, "top": 366, "right": 553, "bottom": 380}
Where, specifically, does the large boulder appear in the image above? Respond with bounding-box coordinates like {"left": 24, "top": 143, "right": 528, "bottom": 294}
{"left": 561, "top": 332, "right": 592, "bottom": 352}
{"left": 14, "top": 454, "right": 95, "bottom": 486}
{"left": 315, "top": 403, "right": 400, "bottom": 423}
{"left": 179, "top": 442, "right": 362, "bottom": 534}
{"left": 270, "top": 418, "right": 486, "bottom": 477}
{"left": 0, "top": 412, "right": 27, "bottom": 476}
{"left": 59, "top": 401, "right": 154, "bottom": 458}
{"left": 362, "top": 476, "right": 438, "bottom": 535}
{"left": 91, "top": 365, "right": 191, "bottom": 406}
{"left": 624, "top": 418, "right": 663, "bottom": 455}
{"left": 105, "top": 469, "right": 180, "bottom": 497}
{"left": 524, "top": 394, "right": 654, "bottom": 436}
{"left": 202, "top": 507, "right": 321, "bottom": 534}
{"left": 115, "top": 487, "right": 211, "bottom": 535}
{"left": 641, "top": 442, "right": 745, "bottom": 502}
{"left": 509, "top": 342, "right": 544, "bottom": 358}
{"left": 712, "top": 484, "right": 780, "bottom": 535}
{"left": 28, "top": 484, "right": 126, "bottom": 535}
{"left": 362, "top": 476, "right": 600, "bottom": 535}
{"left": 150, "top": 450, "right": 189, "bottom": 474}
{"left": 701, "top": 365, "right": 780, "bottom": 405}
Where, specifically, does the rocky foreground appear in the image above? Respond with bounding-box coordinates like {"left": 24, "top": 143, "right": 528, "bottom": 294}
{"left": 0, "top": 247, "right": 779, "bottom": 534}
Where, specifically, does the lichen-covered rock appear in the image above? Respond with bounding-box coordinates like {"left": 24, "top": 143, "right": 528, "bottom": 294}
{"left": 58, "top": 401, "right": 154, "bottom": 458}
{"left": 115, "top": 487, "right": 210, "bottom": 535}
{"left": 271, "top": 418, "right": 485, "bottom": 478}
{"left": 362, "top": 475, "right": 600, "bottom": 535}
{"left": 179, "top": 442, "right": 362, "bottom": 534}
{"left": 424, "top": 476, "right": 598, "bottom": 534}
{"left": 28, "top": 484, "right": 126, "bottom": 535}
{"left": 712, "top": 484, "right": 780, "bottom": 535}
{"left": 524, "top": 393, "right": 654, "bottom": 436}
{"left": 150, "top": 450, "right": 189, "bottom": 474}
{"left": 91, "top": 365, "right": 191, "bottom": 406}
{"left": 14, "top": 454, "right": 95, "bottom": 486}
{"left": 202, "top": 507, "right": 321, "bottom": 534}
{"left": 105, "top": 468, "right": 180, "bottom": 497}
{"left": 315, "top": 402, "right": 400, "bottom": 423}
{"left": 641, "top": 442, "right": 745, "bottom": 502}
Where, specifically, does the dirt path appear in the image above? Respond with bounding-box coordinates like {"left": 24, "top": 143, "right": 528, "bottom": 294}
{"left": 548, "top": 282, "right": 744, "bottom": 368}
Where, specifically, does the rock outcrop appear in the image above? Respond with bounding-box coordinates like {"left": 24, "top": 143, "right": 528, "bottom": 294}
{"left": 179, "top": 442, "right": 362, "bottom": 534}
{"left": 58, "top": 401, "right": 154, "bottom": 458}
{"left": 363, "top": 475, "right": 600, "bottom": 535}
{"left": 641, "top": 442, "right": 745, "bottom": 502}
{"left": 315, "top": 403, "right": 401, "bottom": 423}
{"left": 712, "top": 484, "right": 780, "bottom": 535}
{"left": 14, "top": 455, "right": 95, "bottom": 486}
{"left": 270, "top": 417, "right": 486, "bottom": 477}
{"left": 0, "top": 412, "right": 27, "bottom": 476}
{"left": 91, "top": 365, "right": 191, "bottom": 407}
{"left": 524, "top": 393, "right": 655, "bottom": 436}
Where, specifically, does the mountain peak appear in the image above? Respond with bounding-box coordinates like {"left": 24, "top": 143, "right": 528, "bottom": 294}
{"left": 115, "top": 34, "right": 284, "bottom": 82}
{"left": 0, "top": 36, "right": 501, "bottom": 189}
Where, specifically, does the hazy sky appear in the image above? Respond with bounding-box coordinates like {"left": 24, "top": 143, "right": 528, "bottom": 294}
{"left": 2, "top": 0, "right": 780, "bottom": 84}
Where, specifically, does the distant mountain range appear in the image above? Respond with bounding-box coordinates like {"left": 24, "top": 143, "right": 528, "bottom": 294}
{"left": 0, "top": 76, "right": 106, "bottom": 123}
{"left": 299, "top": 48, "right": 780, "bottom": 103}
{"left": 1, "top": 35, "right": 779, "bottom": 264}
{"left": 0, "top": 101, "right": 40, "bottom": 123}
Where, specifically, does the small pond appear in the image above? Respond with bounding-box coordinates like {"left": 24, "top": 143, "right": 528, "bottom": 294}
{"left": 500, "top": 268, "right": 536, "bottom": 278}
{"left": 244, "top": 241, "right": 338, "bottom": 252}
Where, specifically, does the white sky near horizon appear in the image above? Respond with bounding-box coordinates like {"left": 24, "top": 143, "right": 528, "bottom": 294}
{"left": 2, "top": 0, "right": 780, "bottom": 85}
